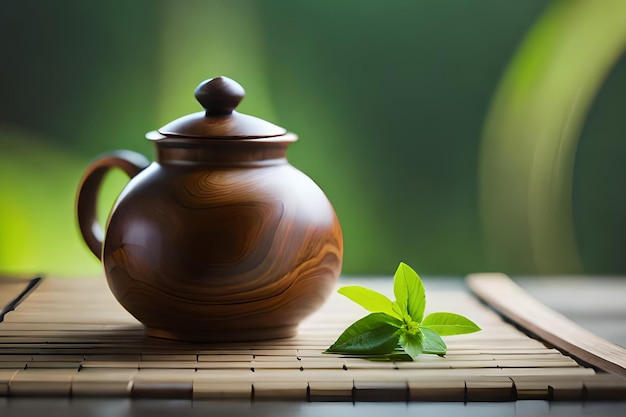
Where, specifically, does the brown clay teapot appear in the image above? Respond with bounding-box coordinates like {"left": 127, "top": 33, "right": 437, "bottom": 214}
{"left": 76, "top": 76, "right": 343, "bottom": 342}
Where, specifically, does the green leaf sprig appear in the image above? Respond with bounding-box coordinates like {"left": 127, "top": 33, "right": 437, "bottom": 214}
{"left": 326, "top": 262, "right": 481, "bottom": 360}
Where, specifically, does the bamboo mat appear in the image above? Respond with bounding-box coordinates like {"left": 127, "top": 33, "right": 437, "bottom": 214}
{"left": 1, "top": 276, "right": 625, "bottom": 401}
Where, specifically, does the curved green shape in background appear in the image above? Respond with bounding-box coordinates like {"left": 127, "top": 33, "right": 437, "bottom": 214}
{"left": 479, "top": 0, "right": 626, "bottom": 274}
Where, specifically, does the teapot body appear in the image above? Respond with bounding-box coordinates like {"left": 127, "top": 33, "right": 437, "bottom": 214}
{"left": 104, "top": 143, "right": 341, "bottom": 341}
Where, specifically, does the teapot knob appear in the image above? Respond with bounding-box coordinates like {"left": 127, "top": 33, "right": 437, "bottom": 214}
{"left": 194, "top": 76, "right": 245, "bottom": 115}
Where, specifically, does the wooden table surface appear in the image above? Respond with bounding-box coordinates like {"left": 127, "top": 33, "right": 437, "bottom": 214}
{"left": 1, "top": 274, "right": 625, "bottom": 417}
{"left": 515, "top": 276, "right": 626, "bottom": 348}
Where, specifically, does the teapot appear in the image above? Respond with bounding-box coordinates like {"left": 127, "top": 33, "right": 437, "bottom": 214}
{"left": 76, "top": 76, "right": 343, "bottom": 342}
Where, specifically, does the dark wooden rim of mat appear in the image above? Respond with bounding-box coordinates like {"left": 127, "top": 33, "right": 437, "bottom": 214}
{"left": 467, "top": 273, "right": 626, "bottom": 378}
{"left": 0, "top": 276, "right": 42, "bottom": 323}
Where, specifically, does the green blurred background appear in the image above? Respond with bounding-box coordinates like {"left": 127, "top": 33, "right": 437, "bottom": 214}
{"left": 1, "top": 0, "right": 625, "bottom": 277}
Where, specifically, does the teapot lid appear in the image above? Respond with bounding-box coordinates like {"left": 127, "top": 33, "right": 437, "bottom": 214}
{"left": 157, "top": 76, "right": 287, "bottom": 139}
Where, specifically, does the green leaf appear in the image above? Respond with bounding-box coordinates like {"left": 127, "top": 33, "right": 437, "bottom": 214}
{"left": 399, "top": 330, "right": 423, "bottom": 360}
{"left": 422, "top": 312, "right": 481, "bottom": 336}
{"left": 338, "top": 286, "right": 401, "bottom": 319}
{"left": 391, "top": 301, "right": 404, "bottom": 318}
{"left": 326, "top": 262, "right": 481, "bottom": 361}
{"left": 393, "top": 262, "right": 426, "bottom": 322}
{"left": 421, "top": 327, "right": 447, "bottom": 356}
{"left": 326, "top": 313, "right": 402, "bottom": 355}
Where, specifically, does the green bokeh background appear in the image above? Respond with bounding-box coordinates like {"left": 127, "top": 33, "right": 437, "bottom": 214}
{"left": 1, "top": 0, "right": 625, "bottom": 277}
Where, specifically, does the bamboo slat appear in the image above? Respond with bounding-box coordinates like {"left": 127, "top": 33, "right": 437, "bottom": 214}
{"left": 467, "top": 273, "right": 626, "bottom": 377}
{"left": 1, "top": 275, "right": 625, "bottom": 401}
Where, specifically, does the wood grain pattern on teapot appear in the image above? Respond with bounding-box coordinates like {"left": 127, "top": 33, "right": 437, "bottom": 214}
{"left": 101, "top": 159, "right": 343, "bottom": 342}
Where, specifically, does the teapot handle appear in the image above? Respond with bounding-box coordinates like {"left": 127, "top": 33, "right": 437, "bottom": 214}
{"left": 76, "top": 150, "right": 150, "bottom": 260}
